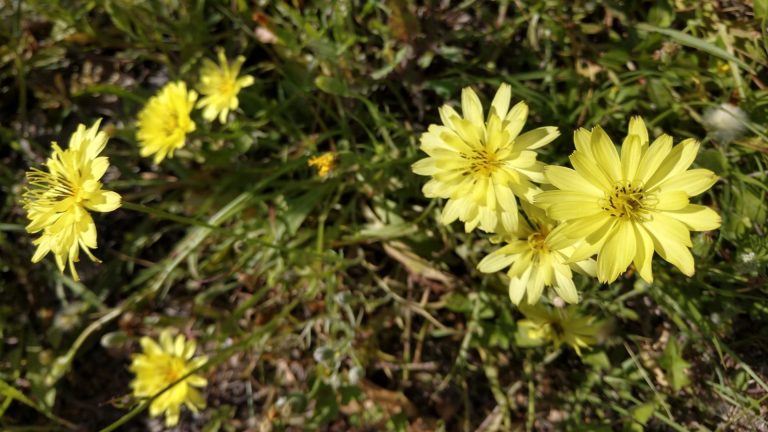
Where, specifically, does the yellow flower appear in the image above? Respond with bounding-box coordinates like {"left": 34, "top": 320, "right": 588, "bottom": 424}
{"left": 412, "top": 84, "right": 560, "bottom": 233}
{"left": 130, "top": 330, "right": 208, "bottom": 427}
{"left": 536, "top": 117, "right": 720, "bottom": 283}
{"left": 137, "top": 81, "right": 197, "bottom": 164}
{"left": 478, "top": 203, "right": 595, "bottom": 305}
{"left": 22, "top": 120, "right": 121, "bottom": 281}
{"left": 308, "top": 152, "right": 336, "bottom": 177}
{"left": 197, "top": 47, "right": 254, "bottom": 123}
{"left": 515, "top": 304, "right": 601, "bottom": 356}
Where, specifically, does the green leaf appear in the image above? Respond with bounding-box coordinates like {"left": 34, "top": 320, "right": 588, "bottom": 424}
{"left": 0, "top": 379, "right": 74, "bottom": 428}
{"left": 658, "top": 338, "right": 691, "bottom": 392}
{"left": 636, "top": 23, "right": 755, "bottom": 73}
{"left": 315, "top": 75, "right": 351, "bottom": 97}
{"left": 755, "top": 0, "right": 768, "bottom": 21}
{"left": 627, "top": 402, "right": 655, "bottom": 432}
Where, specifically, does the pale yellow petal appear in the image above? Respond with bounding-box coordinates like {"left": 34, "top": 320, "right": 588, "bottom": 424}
{"left": 649, "top": 234, "right": 695, "bottom": 276}
{"left": 504, "top": 101, "right": 528, "bottom": 139}
{"left": 590, "top": 126, "right": 621, "bottom": 181}
{"left": 633, "top": 224, "right": 655, "bottom": 282}
{"left": 636, "top": 134, "right": 673, "bottom": 185}
{"left": 85, "top": 190, "right": 122, "bottom": 213}
{"left": 664, "top": 204, "right": 721, "bottom": 231}
{"left": 653, "top": 169, "right": 718, "bottom": 197}
{"left": 573, "top": 128, "right": 594, "bottom": 159}
{"left": 655, "top": 190, "right": 689, "bottom": 211}
{"left": 478, "top": 249, "right": 518, "bottom": 273}
{"left": 489, "top": 83, "right": 511, "bottom": 119}
{"left": 514, "top": 127, "right": 560, "bottom": 151}
{"left": 553, "top": 265, "right": 578, "bottom": 304}
{"left": 509, "top": 266, "right": 532, "bottom": 305}
{"left": 645, "top": 138, "right": 700, "bottom": 189}
{"left": 643, "top": 212, "right": 692, "bottom": 247}
{"left": 570, "top": 151, "right": 614, "bottom": 191}
{"left": 597, "top": 220, "right": 636, "bottom": 283}
{"left": 627, "top": 116, "right": 649, "bottom": 146}
{"left": 461, "top": 87, "right": 484, "bottom": 125}
{"left": 543, "top": 165, "right": 603, "bottom": 195}
{"left": 620, "top": 135, "right": 642, "bottom": 182}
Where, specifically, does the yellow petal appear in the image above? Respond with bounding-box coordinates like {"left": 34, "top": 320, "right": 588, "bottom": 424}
{"left": 597, "top": 220, "right": 635, "bottom": 283}
{"left": 86, "top": 190, "right": 122, "bottom": 213}
{"left": 553, "top": 214, "right": 615, "bottom": 245}
{"left": 591, "top": 126, "right": 621, "bottom": 180}
{"left": 411, "top": 158, "right": 439, "bottom": 176}
{"left": 543, "top": 165, "right": 604, "bottom": 195}
{"left": 627, "top": 116, "right": 649, "bottom": 146}
{"left": 653, "top": 169, "right": 718, "bottom": 197}
{"left": 643, "top": 212, "right": 692, "bottom": 247}
{"left": 461, "top": 87, "right": 484, "bottom": 125}
{"left": 620, "top": 135, "right": 642, "bottom": 182}
{"left": 633, "top": 224, "right": 655, "bottom": 282}
{"left": 438, "top": 105, "right": 461, "bottom": 132}
{"left": 504, "top": 101, "right": 528, "bottom": 139}
{"left": 526, "top": 262, "right": 547, "bottom": 305}
{"left": 665, "top": 204, "right": 721, "bottom": 231}
{"left": 645, "top": 138, "right": 700, "bottom": 189}
{"left": 478, "top": 249, "right": 518, "bottom": 273}
{"left": 636, "top": 134, "right": 673, "bottom": 185}
{"left": 509, "top": 266, "right": 532, "bottom": 305}
{"left": 553, "top": 265, "right": 578, "bottom": 303}
{"left": 570, "top": 151, "right": 614, "bottom": 191}
{"left": 550, "top": 202, "right": 604, "bottom": 221}
{"left": 89, "top": 156, "right": 110, "bottom": 180}
{"left": 655, "top": 190, "right": 689, "bottom": 211}
{"left": 514, "top": 127, "right": 560, "bottom": 151}
{"left": 573, "top": 128, "right": 594, "bottom": 159}
{"left": 489, "top": 83, "right": 511, "bottom": 119}
{"left": 650, "top": 234, "right": 695, "bottom": 276}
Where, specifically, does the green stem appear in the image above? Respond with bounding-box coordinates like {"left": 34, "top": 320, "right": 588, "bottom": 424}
{"left": 120, "top": 201, "right": 221, "bottom": 230}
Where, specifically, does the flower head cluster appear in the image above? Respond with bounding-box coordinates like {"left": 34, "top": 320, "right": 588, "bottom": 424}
{"left": 137, "top": 81, "right": 198, "bottom": 164}
{"left": 413, "top": 88, "right": 721, "bottom": 353}
{"left": 478, "top": 203, "right": 595, "bottom": 305}
{"left": 537, "top": 117, "right": 720, "bottom": 283}
{"left": 129, "top": 330, "right": 208, "bottom": 427}
{"left": 197, "top": 47, "right": 255, "bottom": 123}
{"left": 22, "top": 120, "right": 121, "bottom": 281}
{"left": 308, "top": 152, "right": 336, "bottom": 177}
{"left": 515, "top": 304, "right": 602, "bottom": 356}
{"left": 412, "top": 84, "right": 559, "bottom": 233}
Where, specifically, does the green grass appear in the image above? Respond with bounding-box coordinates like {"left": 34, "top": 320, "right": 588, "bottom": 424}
{"left": 1, "top": 0, "right": 767, "bottom": 430}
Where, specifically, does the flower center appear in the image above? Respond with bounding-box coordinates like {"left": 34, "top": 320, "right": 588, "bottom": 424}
{"left": 466, "top": 148, "right": 501, "bottom": 177}
{"left": 163, "top": 357, "right": 187, "bottom": 385}
{"left": 550, "top": 321, "right": 565, "bottom": 338}
{"left": 602, "top": 182, "right": 656, "bottom": 220}
{"left": 527, "top": 232, "right": 549, "bottom": 252}
{"left": 218, "top": 79, "right": 235, "bottom": 96}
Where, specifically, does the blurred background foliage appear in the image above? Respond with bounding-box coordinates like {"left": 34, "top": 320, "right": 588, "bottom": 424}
{"left": 0, "top": 0, "right": 767, "bottom": 430}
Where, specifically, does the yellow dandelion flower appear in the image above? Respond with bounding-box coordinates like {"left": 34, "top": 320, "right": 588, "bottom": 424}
{"left": 137, "top": 81, "right": 197, "bottom": 164}
{"left": 22, "top": 120, "right": 121, "bottom": 281}
{"left": 130, "top": 330, "right": 208, "bottom": 427}
{"left": 515, "top": 304, "right": 602, "bottom": 356}
{"left": 478, "top": 203, "right": 596, "bottom": 305}
{"left": 197, "top": 47, "right": 254, "bottom": 123}
{"left": 308, "top": 152, "right": 336, "bottom": 177}
{"left": 536, "top": 116, "right": 721, "bottom": 283}
{"left": 412, "top": 83, "right": 560, "bottom": 233}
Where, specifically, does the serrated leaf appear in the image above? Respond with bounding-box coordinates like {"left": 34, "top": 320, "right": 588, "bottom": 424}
{"left": 659, "top": 338, "right": 691, "bottom": 392}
